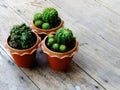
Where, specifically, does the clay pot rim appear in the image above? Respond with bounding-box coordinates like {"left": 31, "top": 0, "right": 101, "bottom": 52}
{"left": 41, "top": 36, "right": 79, "bottom": 59}
{"left": 31, "top": 18, "right": 64, "bottom": 35}
{"left": 5, "top": 31, "right": 41, "bottom": 56}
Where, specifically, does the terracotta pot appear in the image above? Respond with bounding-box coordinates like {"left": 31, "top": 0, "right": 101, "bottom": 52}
{"left": 5, "top": 32, "right": 41, "bottom": 68}
{"left": 31, "top": 19, "right": 64, "bottom": 35}
{"left": 41, "top": 36, "right": 79, "bottom": 71}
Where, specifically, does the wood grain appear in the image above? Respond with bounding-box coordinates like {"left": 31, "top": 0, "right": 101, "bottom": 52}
{"left": 0, "top": 0, "right": 105, "bottom": 90}
{"left": 50, "top": 0, "right": 120, "bottom": 50}
{"left": 2, "top": 46, "right": 105, "bottom": 90}
{"left": 0, "top": 48, "right": 39, "bottom": 90}
{"left": 49, "top": 0, "right": 120, "bottom": 90}
{"left": 96, "top": 0, "right": 120, "bottom": 15}
{"left": 3, "top": 0, "right": 120, "bottom": 89}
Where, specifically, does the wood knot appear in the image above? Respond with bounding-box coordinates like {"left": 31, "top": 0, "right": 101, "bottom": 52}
{"left": 95, "top": 85, "right": 99, "bottom": 89}
{"left": 104, "top": 79, "right": 108, "bottom": 83}
{"left": 20, "top": 76, "right": 24, "bottom": 80}
{"left": 8, "top": 60, "right": 15, "bottom": 66}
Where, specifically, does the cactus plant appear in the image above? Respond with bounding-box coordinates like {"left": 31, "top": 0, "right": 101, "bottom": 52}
{"left": 42, "top": 8, "right": 59, "bottom": 25}
{"left": 32, "top": 7, "right": 64, "bottom": 36}
{"left": 34, "top": 13, "right": 42, "bottom": 21}
{"left": 47, "top": 37, "right": 55, "bottom": 47}
{"left": 42, "top": 22, "right": 50, "bottom": 29}
{"left": 34, "top": 20, "right": 43, "bottom": 28}
{"left": 41, "top": 29, "right": 78, "bottom": 71}
{"left": 56, "top": 28, "right": 75, "bottom": 49}
{"left": 46, "top": 28, "right": 76, "bottom": 52}
{"left": 51, "top": 43, "right": 59, "bottom": 51}
{"left": 33, "top": 8, "right": 59, "bottom": 29}
{"left": 9, "top": 23, "right": 36, "bottom": 49}
{"left": 59, "top": 45, "right": 67, "bottom": 52}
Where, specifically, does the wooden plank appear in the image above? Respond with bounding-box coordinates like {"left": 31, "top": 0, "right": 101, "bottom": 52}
{"left": 2, "top": 47, "right": 105, "bottom": 90}
{"left": 3, "top": 0, "right": 120, "bottom": 90}
{"left": 50, "top": 0, "right": 120, "bottom": 50}
{"left": 48, "top": 1, "right": 120, "bottom": 90}
{"left": 0, "top": 48, "right": 39, "bottom": 90}
{"left": 0, "top": 0, "right": 105, "bottom": 90}
{"left": 96, "top": 0, "right": 120, "bottom": 15}
{"left": 0, "top": 2, "right": 39, "bottom": 90}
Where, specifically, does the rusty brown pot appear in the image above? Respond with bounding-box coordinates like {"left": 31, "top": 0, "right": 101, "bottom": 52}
{"left": 31, "top": 19, "right": 64, "bottom": 35}
{"left": 41, "top": 36, "right": 79, "bottom": 71}
{"left": 5, "top": 32, "right": 41, "bottom": 68}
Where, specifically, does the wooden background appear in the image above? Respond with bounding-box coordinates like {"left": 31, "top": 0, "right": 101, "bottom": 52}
{"left": 0, "top": 0, "right": 120, "bottom": 90}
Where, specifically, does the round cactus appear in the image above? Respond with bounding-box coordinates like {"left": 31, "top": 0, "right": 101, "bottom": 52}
{"left": 42, "top": 23, "right": 50, "bottom": 29}
{"left": 51, "top": 43, "right": 59, "bottom": 51}
{"left": 48, "top": 34, "right": 55, "bottom": 39}
{"left": 42, "top": 8, "right": 58, "bottom": 24}
{"left": 34, "top": 13, "right": 42, "bottom": 21}
{"left": 34, "top": 20, "right": 43, "bottom": 28}
{"left": 47, "top": 38, "right": 55, "bottom": 47}
{"left": 59, "top": 44, "right": 67, "bottom": 52}
{"left": 56, "top": 28, "right": 75, "bottom": 47}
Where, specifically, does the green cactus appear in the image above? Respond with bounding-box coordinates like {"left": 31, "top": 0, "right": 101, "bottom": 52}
{"left": 59, "top": 45, "right": 67, "bottom": 52}
{"left": 42, "top": 23, "right": 50, "bottom": 29}
{"left": 42, "top": 8, "right": 58, "bottom": 25}
{"left": 46, "top": 28, "right": 76, "bottom": 52}
{"left": 56, "top": 28, "right": 76, "bottom": 49}
{"left": 51, "top": 43, "right": 59, "bottom": 51}
{"left": 34, "top": 13, "right": 42, "bottom": 21}
{"left": 34, "top": 20, "right": 43, "bottom": 28}
{"left": 47, "top": 38, "right": 55, "bottom": 47}
{"left": 48, "top": 34, "right": 55, "bottom": 39}
{"left": 9, "top": 23, "right": 36, "bottom": 49}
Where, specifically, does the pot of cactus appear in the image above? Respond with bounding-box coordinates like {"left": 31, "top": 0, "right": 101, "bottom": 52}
{"left": 31, "top": 7, "right": 64, "bottom": 38}
{"left": 5, "top": 23, "right": 41, "bottom": 68}
{"left": 41, "top": 28, "right": 79, "bottom": 71}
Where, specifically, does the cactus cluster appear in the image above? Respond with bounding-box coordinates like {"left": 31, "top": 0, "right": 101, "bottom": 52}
{"left": 46, "top": 28, "right": 76, "bottom": 52}
{"left": 33, "top": 7, "right": 60, "bottom": 29}
{"left": 9, "top": 23, "right": 36, "bottom": 49}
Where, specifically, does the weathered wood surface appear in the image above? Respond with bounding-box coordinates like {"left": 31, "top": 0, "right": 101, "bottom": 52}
{"left": 1, "top": 46, "right": 104, "bottom": 90}
{"left": 96, "top": 0, "right": 120, "bottom": 15}
{"left": 0, "top": 0, "right": 105, "bottom": 90}
{"left": 0, "top": 48, "right": 39, "bottom": 90}
{"left": 49, "top": 0, "right": 120, "bottom": 90}
{"left": 50, "top": 0, "right": 120, "bottom": 49}
{"left": 0, "top": 0, "right": 120, "bottom": 90}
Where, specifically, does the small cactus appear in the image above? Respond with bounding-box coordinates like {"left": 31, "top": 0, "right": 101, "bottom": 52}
{"left": 51, "top": 43, "right": 59, "bottom": 51}
{"left": 59, "top": 45, "right": 67, "bottom": 52}
{"left": 34, "top": 13, "right": 42, "bottom": 21}
{"left": 56, "top": 28, "right": 75, "bottom": 48}
{"left": 33, "top": 7, "right": 61, "bottom": 29}
{"left": 34, "top": 20, "right": 43, "bottom": 28}
{"left": 42, "top": 8, "right": 58, "bottom": 24}
{"left": 47, "top": 38, "right": 55, "bottom": 47}
{"left": 42, "top": 23, "right": 50, "bottom": 29}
